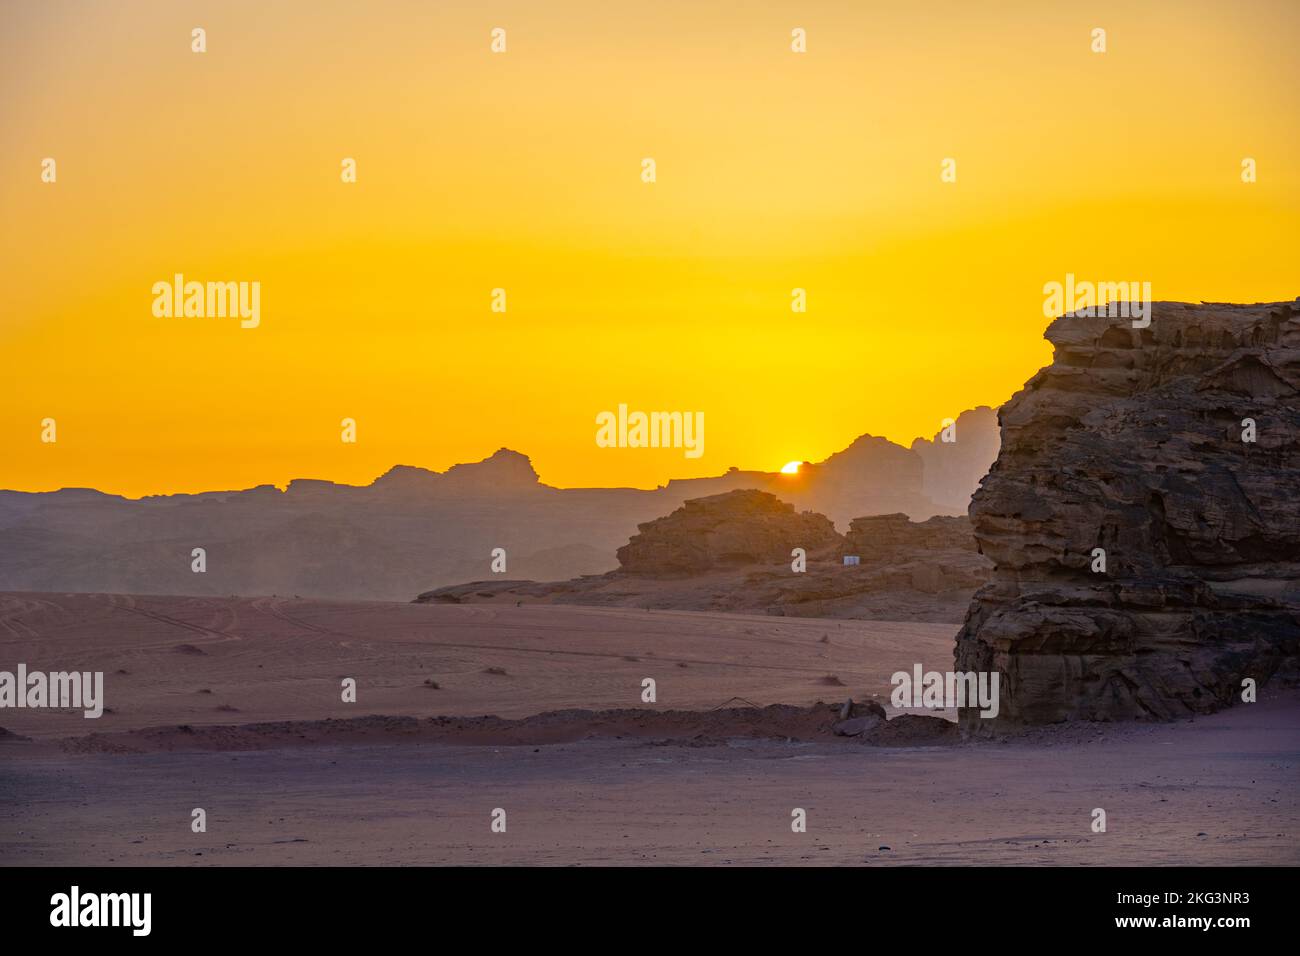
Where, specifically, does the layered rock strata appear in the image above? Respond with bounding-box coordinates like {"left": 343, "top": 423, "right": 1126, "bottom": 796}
{"left": 955, "top": 301, "right": 1300, "bottom": 729}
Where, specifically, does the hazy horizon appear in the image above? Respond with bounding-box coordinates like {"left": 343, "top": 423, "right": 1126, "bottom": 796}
{"left": 1, "top": 403, "right": 999, "bottom": 498}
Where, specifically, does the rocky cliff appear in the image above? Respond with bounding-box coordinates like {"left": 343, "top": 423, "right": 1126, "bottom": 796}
{"left": 955, "top": 300, "right": 1300, "bottom": 729}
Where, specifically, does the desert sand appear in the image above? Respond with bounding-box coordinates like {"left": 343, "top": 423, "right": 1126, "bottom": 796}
{"left": 1, "top": 592, "right": 1296, "bottom": 865}
{"left": 0, "top": 592, "right": 952, "bottom": 738}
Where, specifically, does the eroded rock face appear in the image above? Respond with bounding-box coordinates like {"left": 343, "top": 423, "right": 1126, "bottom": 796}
{"left": 956, "top": 301, "right": 1300, "bottom": 729}
{"left": 843, "top": 513, "right": 990, "bottom": 595}
{"left": 615, "top": 489, "right": 842, "bottom": 574}
{"left": 846, "top": 513, "right": 980, "bottom": 555}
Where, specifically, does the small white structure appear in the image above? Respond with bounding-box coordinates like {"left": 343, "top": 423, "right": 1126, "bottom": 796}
{"left": 843, "top": 555, "right": 860, "bottom": 566}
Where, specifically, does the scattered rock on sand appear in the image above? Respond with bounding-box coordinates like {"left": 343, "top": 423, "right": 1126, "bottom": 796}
{"left": 832, "top": 715, "right": 885, "bottom": 737}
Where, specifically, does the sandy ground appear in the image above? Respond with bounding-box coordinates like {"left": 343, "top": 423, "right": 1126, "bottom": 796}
{"left": 0, "top": 592, "right": 951, "bottom": 738}
{"left": 2, "top": 698, "right": 1297, "bottom": 866}
{"left": 1, "top": 592, "right": 1297, "bottom": 865}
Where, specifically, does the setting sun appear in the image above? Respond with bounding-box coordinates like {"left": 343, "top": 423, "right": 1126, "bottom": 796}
{"left": 780, "top": 461, "right": 802, "bottom": 475}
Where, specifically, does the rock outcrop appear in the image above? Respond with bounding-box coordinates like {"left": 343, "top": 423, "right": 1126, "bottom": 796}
{"left": 955, "top": 301, "right": 1300, "bottom": 729}
{"left": 419, "top": 493, "right": 991, "bottom": 622}
{"left": 846, "top": 513, "right": 980, "bottom": 555}
{"left": 844, "top": 513, "right": 990, "bottom": 596}
{"left": 615, "top": 489, "right": 842, "bottom": 574}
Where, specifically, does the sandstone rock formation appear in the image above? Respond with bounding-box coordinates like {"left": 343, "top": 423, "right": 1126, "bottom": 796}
{"left": 615, "top": 489, "right": 842, "bottom": 574}
{"left": 844, "top": 513, "right": 990, "bottom": 596}
{"left": 846, "top": 513, "right": 979, "bottom": 555}
{"left": 955, "top": 301, "right": 1300, "bottom": 729}
{"left": 419, "top": 492, "right": 991, "bottom": 622}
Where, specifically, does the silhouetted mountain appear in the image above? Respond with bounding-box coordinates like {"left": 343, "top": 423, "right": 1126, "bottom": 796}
{"left": 0, "top": 417, "right": 998, "bottom": 599}
{"left": 371, "top": 449, "right": 542, "bottom": 498}
{"left": 910, "top": 406, "right": 1001, "bottom": 512}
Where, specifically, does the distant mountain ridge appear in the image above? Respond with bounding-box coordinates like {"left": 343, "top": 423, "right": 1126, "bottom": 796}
{"left": 0, "top": 411, "right": 999, "bottom": 600}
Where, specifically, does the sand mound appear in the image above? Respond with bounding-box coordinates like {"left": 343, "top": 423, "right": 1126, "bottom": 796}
{"left": 54, "top": 702, "right": 959, "bottom": 754}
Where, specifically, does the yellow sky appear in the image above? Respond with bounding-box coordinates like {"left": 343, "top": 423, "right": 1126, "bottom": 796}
{"left": 2, "top": 0, "right": 1297, "bottom": 496}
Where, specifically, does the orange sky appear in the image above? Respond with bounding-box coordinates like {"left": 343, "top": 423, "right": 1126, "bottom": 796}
{"left": 2, "top": 0, "right": 1298, "bottom": 496}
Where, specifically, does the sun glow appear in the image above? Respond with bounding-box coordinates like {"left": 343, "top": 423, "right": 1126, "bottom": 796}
{"left": 1, "top": 2, "right": 1296, "bottom": 498}
{"left": 780, "top": 461, "right": 802, "bottom": 475}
